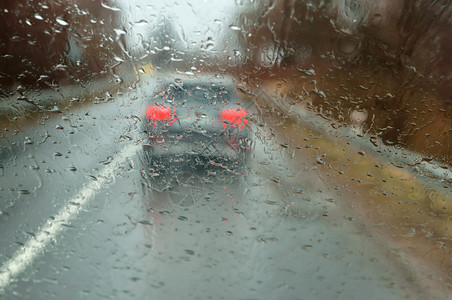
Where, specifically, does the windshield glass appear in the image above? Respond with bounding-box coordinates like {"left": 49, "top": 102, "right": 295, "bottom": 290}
{"left": 157, "top": 83, "right": 231, "bottom": 103}
{"left": 0, "top": 1, "right": 450, "bottom": 299}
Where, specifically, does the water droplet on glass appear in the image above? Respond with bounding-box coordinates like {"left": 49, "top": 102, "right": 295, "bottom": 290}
{"left": 24, "top": 137, "right": 33, "bottom": 145}
{"left": 338, "top": 37, "right": 359, "bottom": 54}
{"left": 270, "top": 177, "right": 280, "bottom": 184}
{"left": 101, "top": 2, "right": 121, "bottom": 11}
{"left": 55, "top": 64, "right": 69, "bottom": 71}
{"left": 114, "top": 28, "right": 127, "bottom": 36}
{"left": 257, "top": 235, "right": 278, "bottom": 243}
{"left": 138, "top": 220, "right": 152, "bottom": 226}
{"left": 297, "top": 68, "right": 316, "bottom": 76}
{"left": 56, "top": 17, "right": 69, "bottom": 26}
{"left": 370, "top": 13, "right": 382, "bottom": 26}
{"left": 135, "top": 19, "right": 148, "bottom": 25}
{"left": 184, "top": 249, "right": 195, "bottom": 255}
{"left": 236, "top": 83, "right": 255, "bottom": 96}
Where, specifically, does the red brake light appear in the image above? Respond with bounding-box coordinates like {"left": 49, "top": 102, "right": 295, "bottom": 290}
{"left": 145, "top": 105, "right": 176, "bottom": 123}
{"left": 220, "top": 107, "right": 248, "bottom": 130}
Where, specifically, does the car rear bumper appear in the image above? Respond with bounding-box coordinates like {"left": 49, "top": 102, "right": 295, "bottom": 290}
{"left": 142, "top": 140, "right": 246, "bottom": 158}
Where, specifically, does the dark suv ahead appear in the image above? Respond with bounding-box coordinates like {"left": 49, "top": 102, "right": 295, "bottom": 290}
{"left": 141, "top": 75, "right": 254, "bottom": 186}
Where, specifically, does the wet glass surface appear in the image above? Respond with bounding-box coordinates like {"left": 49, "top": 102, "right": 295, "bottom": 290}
{"left": 0, "top": 1, "right": 451, "bottom": 299}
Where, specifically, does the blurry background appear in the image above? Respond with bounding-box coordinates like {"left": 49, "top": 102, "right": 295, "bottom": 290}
{"left": 0, "top": 1, "right": 451, "bottom": 299}
{"left": 1, "top": 0, "right": 450, "bottom": 162}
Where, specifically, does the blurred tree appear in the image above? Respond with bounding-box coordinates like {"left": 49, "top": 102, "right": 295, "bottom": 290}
{"left": 0, "top": 0, "right": 123, "bottom": 92}
{"left": 236, "top": 0, "right": 451, "bottom": 163}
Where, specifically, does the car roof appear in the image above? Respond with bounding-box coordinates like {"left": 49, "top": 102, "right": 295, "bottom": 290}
{"left": 153, "top": 73, "right": 237, "bottom": 91}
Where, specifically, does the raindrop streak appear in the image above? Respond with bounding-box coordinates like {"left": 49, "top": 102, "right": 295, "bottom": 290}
{"left": 135, "top": 20, "right": 148, "bottom": 25}
{"left": 257, "top": 235, "right": 278, "bottom": 243}
{"left": 138, "top": 220, "right": 152, "bottom": 226}
{"left": 184, "top": 249, "right": 195, "bottom": 255}
{"left": 101, "top": 1, "right": 121, "bottom": 11}
{"left": 297, "top": 68, "right": 316, "bottom": 76}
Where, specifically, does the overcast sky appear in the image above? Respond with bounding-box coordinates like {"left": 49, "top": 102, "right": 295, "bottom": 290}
{"left": 115, "top": 0, "right": 240, "bottom": 59}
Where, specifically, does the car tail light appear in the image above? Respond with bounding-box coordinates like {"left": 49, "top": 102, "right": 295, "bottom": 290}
{"left": 220, "top": 107, "right": 248, "bottom": 130}
{"left": 145, "top": 104, "right": 176, "bottom": 125}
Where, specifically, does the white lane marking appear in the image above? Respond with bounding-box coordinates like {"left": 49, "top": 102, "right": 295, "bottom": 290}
{"left": 0, "top": 143, "right": 140, "bottom": 292}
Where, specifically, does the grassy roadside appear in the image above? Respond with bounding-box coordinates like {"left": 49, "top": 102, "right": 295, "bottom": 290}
{"left": 249, "top": 77, "right": 452, "bottom": 298}
{"left": 0, "top": 63, "right": 147, "bottom": 134}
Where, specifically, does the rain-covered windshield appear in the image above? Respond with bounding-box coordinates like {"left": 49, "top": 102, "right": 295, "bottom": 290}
{"left": 0, "top": 1, "right": 451, "bottom": 299}
{"left": 157, "top": 82, "right": 231, "bottom": 103}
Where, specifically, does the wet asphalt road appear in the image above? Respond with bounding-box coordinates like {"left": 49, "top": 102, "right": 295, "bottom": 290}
{"left": 0, "top": 79, "right": 425, "bottom": 299}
